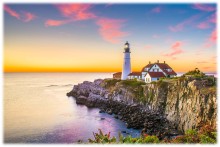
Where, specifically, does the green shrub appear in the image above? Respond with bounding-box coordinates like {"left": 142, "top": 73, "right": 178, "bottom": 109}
{"left": 184, "top": 68, "right": 205, "bottom": 78}
{"left": 88, "top": 124, "right": 217, "bottom": 144}
{"left": 150, "top": 81, "right": 157, "bottom": 84}
{"left": 143, "top": 135, "right": 160, "bottom": 143}
{"left": 171, "top": 124, "right": 217, "bottom": 144}
{"left": 102, "top": 79, "right": 120, "bottom": 88}
{"left": 199, "top": 134, "right": 216, "bottom": 144}
{"left": 120, "top": 79, "right": 145, "bottom": 87}
{"left": 88, "top": 129, "right": 117, "bottom": 144}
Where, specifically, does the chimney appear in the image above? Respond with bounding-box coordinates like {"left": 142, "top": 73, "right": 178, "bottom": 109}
{"left": 149, "top": 61, "right": 151, "bottom": 64}
{"left": 164, "top": 61, "right": 166, "bottom": 64}
{"left": 157, "top": 60, "right": 159, "bottom": 63}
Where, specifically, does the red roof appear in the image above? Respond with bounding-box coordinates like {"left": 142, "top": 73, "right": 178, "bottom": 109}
{"left": 141, "top": 64, "right": 153, "bottom": 72}
{"left": 113, "top": 72, "right": 122, "bottom": 76}
{"left": 142, "top": 62, "right": 177, "bottom": 76}
{"left": 148, "top": 72, "right": 166, "bottom": 78}
{"left": 128, "top": 72, "right": 141, "bottom": 76}
{"left": 155, "top": 63, "right": 177, "bottom": 75}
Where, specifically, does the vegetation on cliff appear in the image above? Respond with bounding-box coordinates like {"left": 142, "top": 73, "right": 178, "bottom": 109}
{"left": 101, "top": 79, "right": 147, "bottom": 104}
{"left": 88, "top": 124, "right": 216, "bottom": 144}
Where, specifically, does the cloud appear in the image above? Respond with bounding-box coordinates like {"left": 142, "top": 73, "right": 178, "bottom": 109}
{"left": 45, "top": 19, "right": 71, "bottom": 27}
{"left": 197, "top": 61, "right": 208, "bottom": 64}
{"left": 4, "top": 5, "right": 36, "bottom": 22}
{"left": 203, "top": 29, "right": 217, "bottom": 48}
{"left": 152, "top": 34, "right": 160, "bottom": 38}
{"left": 203, "top": 66, "right": 211, "bottom": 69}
{"left": 208, "top": 13, "right": 216, "bottom": 24}
{"left": 4, "top": 5, "right": 20, "bottom": 20}
{"left": 209, "top": 29, "right": 217, "bottom": 42}
{"left": 144, "top": 45, "right": 152, "bottom": 50}
{"left": 22, "top": 11, "right": 36, "bottom": 22}
{"left": 56, "top": 4, "right": 96, "bottom": 21}
{"left": 192, "top": 4, "right": 216, "bottom": 12}
{"left": 197, "top": 12, "right": 216, "bottom": 30}
{"left": 197, "top": 22, "right": 210, "bottom": 29}
{"left": 169, "top": 14, "right": 201, "bottom": 32}
{"left": 151, "top": 7, "right": 161, "bottom": 13}
{"left": 45, "top": 4, "right": 129, "bottom": 44}
{"left": 96, "top": 18, "right": 129, "bottom": 44}
{"left": 45, "top": 4, "right": 97, "bottom": 27}
{"left": 163, "top": 41, "right": 184, "bottom": 59}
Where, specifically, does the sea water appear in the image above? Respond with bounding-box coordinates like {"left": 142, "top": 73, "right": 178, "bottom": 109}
{"left": 4, "top": 73, "right": 141, "bottom": 143}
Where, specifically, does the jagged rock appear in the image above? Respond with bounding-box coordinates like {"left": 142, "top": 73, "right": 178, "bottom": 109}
{"left": 99, "top": 110, "right": 105, "bottom": 113}
{"left": 67, "top": 77, "right": 216, "bottom": 138}
{"left": 114, "top": 115, "right": 119, "bottom": 119}
{"left": 75, "top": 95, "right": 87, "bottom": 104}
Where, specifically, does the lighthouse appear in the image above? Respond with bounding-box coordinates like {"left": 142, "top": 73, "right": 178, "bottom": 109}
{"left": 122, "top": 41, "right": 131, "bottom": 80}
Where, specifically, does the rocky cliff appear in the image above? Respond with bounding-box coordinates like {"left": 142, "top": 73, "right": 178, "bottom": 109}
{"left": 143, "top": 77, "right": 217, "bottom": 132}
{"left": 67, "top": 76, "right": 216, "bottom": 136}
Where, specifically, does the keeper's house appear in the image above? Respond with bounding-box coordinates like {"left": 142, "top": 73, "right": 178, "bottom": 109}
{"left": 113, "top": 60, "right": 177, "bottom": 83}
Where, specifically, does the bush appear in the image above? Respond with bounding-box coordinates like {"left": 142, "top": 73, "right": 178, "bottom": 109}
{"left": 120, "top": 79, "right": 145, "bottom": 87}
{"left": 171, "top": 124, "right": 217, "bottom": 144}
{"left": 88, "top": 123, "right": 217, "bottom": 144}
{"left": 88, "top": 129, "right": 117, "bottom": 143}
{"left": 184, "top": 68, "right": 205, "bottom": 78}
{"left": 143, "top": 135, "right": 160, "bottom": 143}
{"left": 102, "top": 79, "right": 121, "bottom": 88}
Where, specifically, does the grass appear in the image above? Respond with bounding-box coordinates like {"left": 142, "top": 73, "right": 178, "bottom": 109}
{"left": 88, "top": 124, "right": 216, "bottom": 144}
{"left": 120, "top": 79, "right": 146, "bottom": 87}
{"left": 102, "top": 79, "right": 121, "bottom": 88}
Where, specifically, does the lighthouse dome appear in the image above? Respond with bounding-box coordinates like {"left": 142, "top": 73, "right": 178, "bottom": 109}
{"left": 124, "top": 41, "right": 130, "bottom": 52}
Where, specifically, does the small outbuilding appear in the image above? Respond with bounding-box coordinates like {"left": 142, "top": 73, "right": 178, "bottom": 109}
{"left": 113, "top": 72, "right": 122, "bottom": 79}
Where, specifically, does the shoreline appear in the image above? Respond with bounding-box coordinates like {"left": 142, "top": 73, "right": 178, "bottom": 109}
{"left": 67, "top": 73, "right": 216, "bottom": 142}
{"left": 67, "top": 79, "right": 181, "bottom": 140}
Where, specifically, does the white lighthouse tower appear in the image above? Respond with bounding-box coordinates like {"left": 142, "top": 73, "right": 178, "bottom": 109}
{"left": 122, "top": 41, "right": 131, "bottom": 80}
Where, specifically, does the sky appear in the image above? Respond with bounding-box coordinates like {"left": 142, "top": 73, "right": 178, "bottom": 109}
{"left": 3, "top": 3, "right": 217, "bottom": 73}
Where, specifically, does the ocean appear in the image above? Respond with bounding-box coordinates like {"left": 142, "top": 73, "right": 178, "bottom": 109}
{"left": 3, "top": 72, "right": 141, "bottom": 143}
{"left": 3, "top": 72, "right": 217, "bottom": 143}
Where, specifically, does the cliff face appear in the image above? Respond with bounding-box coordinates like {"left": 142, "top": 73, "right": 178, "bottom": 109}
{"left": 67, "top": 77, "right": 217, "bottom": 133}
{"left": 143, "top": 78, "right": 217, "bottom": 132}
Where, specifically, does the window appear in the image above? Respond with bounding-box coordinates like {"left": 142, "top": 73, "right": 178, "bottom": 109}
{"left": 157, "top": 78, "right": 159, "bottom": 80}
{"left": 157, "top": 69, "right": 159, "bottom": 72}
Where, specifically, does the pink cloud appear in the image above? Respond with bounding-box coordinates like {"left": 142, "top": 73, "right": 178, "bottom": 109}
{"left": 45, "top": 19, "right": 71, "bottom": 27}
{"left": 4, "top": 5, "right": 20, "bottom": 20}
{"left": 144, "top": 45, "right": 152, "bottom": 50}
{"left": 203, "top": 29, "right": 217, "bottom": 48}
{"left": 197, "top": 22, "right": 210, "bottom": 29}
{"left": 96, "top": 18, "right": 129, "bottom": 44}
{"left": 169, "top": 14, "right": 201, "bottom": 32}
{"left": 22, "top": 12, "right": 36, "bottom": 22}
{"left": 197, "top": 12, "right": 216, "bottom": 30}
{"left": 209, "top": 29, "right": 217, "bottom": 42}
{"left": 45, "top": 4, "right": 97, "bottom": 27}
{"left": 4, "top": 5, "right": 36, "bottom": 22}
{"left": 152, "top": 34, "right": 160, "bottom": 38}
{"left": 208, "top": 13, "right": 216, "bottom": 23}
{"left": 197, "top": 61, "right": 208, "bottom": 64}
{"left": 163, "top": 41, "right": 184, "bottom": 59}
{"left": 203, "top": 66, "right": 211, "bottom": 69}
{"left": 56, "top": 4, "right": 96, "bottom": 21}
{"left": 151, "top": 7, "right": 161, "bottom": 13}
{"left": 192, "top": 4, "right": 216, "bottom": 12}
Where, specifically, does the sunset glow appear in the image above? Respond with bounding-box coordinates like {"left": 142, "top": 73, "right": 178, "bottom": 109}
{"left": 4, "top": 3, "right": 217, "bottom": 73}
